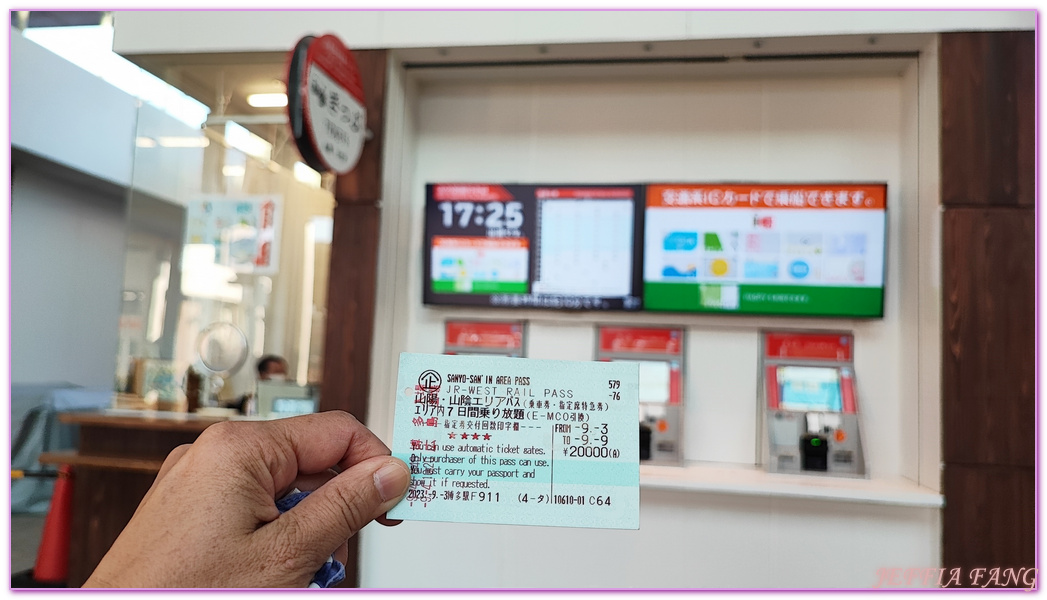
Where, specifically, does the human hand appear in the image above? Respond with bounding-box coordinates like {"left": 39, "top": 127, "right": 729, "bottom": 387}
{"left": 83, "top": 411, "right": 411, "bottom": 588}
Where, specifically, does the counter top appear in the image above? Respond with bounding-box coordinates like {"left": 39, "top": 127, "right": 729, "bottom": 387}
{"left": 56, "top": 408, "right": 229, "bottom": 432}
{"left": 55, "top": 410, "right": 943, "bottom": 509}
{"left": 641, "top": 461, "right": 943, "bottom": 508}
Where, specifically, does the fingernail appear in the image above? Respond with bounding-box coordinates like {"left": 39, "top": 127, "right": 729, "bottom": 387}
{"left": 373, "top": 460, "right": 410, "bottom": 502}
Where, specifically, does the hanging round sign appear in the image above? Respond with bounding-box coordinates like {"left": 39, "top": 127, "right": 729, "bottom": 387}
{"left": 286, "top": 34, "right": 366, "bottom": 175}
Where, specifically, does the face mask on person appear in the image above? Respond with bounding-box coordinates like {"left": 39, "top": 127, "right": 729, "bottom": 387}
{"left": 266, "top": 374, "right": 287, "bottom": 382}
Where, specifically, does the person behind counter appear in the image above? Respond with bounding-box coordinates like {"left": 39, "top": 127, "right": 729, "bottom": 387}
{"left": 226, "top": 355, "right": 291, "bottom": 414}
{"left": 82, "top": 411, "right": 411, "bottom": 588}
{"left": 257, "top": 354, "right": 289, "bottom": 381}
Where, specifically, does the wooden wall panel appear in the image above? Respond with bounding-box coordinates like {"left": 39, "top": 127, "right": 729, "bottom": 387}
{"left": 63, "top": 421, "right": 205, "bottom": 587}
{"left": 942, "top": 465, "right": 1036, "bottom": 587}
{"left": 319, "top": 203, "right": 382, "bottom": 421}
{"left": 940, "top": 31, "right": 1035, "bottom": 207}
{"left": 321, "top": 49, "right": 388, "bottom": 588}
{"left": 67, "top": 468, "right": 157, "bottom": 587}
{"left": 76, "top": 426, "right": 203, "bottom": 459}
{"left": 941, "top": 208, "right": 1035, "bottom": 467}
{"left": 332, "top": 49, "right": 387, "bottom": 206}
{"left": 940, "top": 30, "right": 1037, "bottom": 589}
{"left": 320, "top": 48, "right": 388, "bottom": 422}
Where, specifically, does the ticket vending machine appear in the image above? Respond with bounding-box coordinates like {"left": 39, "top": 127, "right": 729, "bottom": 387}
{"left": 760, "top": 330, "right": 866, "bottom": 478}
{"left": 444, "top": 320, "right": 525, "bottom": 358}
{"left": 597, "top": 326, "right": 684, "bottom": 464}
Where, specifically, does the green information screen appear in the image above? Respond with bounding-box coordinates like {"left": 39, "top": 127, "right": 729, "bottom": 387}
{"left": 642, "top": 184, "right": 887, "bottom": 318}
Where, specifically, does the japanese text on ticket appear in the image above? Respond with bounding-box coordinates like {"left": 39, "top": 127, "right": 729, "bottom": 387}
{"left": 389, "top": 353, "right": 639, "bottom": 529}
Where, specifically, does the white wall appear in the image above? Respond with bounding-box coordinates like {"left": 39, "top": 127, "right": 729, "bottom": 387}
{"left": 11, "top": 31, "right": 340, "bottom": 398}
{"left": 12, "top": 29, "right": 232, "bottom": 211}
{"left": 112, "top": 10, "right": 1034, "bottom": 55}
{"left": 11, "top": 30, "right": 137, "bottom": 188}
{"left": 362, "top": 490, "right": 940, "bottom": 588}
{"left": 10, "top": 161, "right": 127, "bottom": 388}
{"left": 102, "top": 10, "right": 959, "bottom": 588}
{"left": 360, "top": 52, "right": 939, "bottom": 588}
{"left": 10, "top": 30, "right": 143, "bottom": 390}
{"left": 915, "top": 37, "right": 943, "bottom": 494}
{"left": 393, "top": 72, "right": 914, "bottom": 474}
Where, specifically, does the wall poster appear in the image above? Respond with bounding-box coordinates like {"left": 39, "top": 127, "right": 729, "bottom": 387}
{"left": 185, "top": 195, "right": 282, "bottom": 275}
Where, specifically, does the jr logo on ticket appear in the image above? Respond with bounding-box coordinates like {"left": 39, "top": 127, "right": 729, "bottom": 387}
{"left": 388, "top": 353, "right": 640, "bottom": 529}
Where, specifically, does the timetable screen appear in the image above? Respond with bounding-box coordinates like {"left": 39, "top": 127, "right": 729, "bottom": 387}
{"left": 424, "top": 183, "right": 644, "bottom": 311}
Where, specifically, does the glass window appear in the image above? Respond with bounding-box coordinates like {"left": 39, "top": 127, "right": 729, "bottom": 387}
{"left": 118, "top": 111, "right": 335, "bottom": 411}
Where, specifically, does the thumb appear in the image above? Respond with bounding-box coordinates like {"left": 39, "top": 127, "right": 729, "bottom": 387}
{"left": 263, "top": 456, "right": 410, "bottom": 567}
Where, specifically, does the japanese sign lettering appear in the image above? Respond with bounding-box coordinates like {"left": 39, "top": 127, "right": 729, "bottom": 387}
{"left": 287, "top": 34, "right": 366, "bottom": 175}
{"left": 643, "top": 183, "right": 887, "bottom": 317}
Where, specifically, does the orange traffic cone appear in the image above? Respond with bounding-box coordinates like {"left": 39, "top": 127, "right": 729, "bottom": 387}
{"left": 33, "top": 464, "right": 73, "bottom": 584}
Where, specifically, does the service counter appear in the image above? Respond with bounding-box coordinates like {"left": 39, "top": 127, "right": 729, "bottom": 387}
{"left": 40, "top": 409, "right": 944, "bottom": 588}
{"left": 38, "top": 410, "right": 230, "bottom": 587}
{"left": 641, "top": 462, "right": 942, "bottom": 508}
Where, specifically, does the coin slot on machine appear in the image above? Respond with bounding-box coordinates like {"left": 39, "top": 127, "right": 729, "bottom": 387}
{"left": 596, "top": 326, "right": 684, "bottom": 465}
{"left": 444, "top": 320, "right": 525, "bottom": 358}
{"left": 760, "top": 331, "right": 866, "bottom": 478}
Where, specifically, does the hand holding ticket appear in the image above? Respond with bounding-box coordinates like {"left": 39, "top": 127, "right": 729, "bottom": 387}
{"left": 389, "top": 353, "right": 639, "bottom": 529}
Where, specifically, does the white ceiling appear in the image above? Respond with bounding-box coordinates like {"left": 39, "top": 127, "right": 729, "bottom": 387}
{"left": 122, "top": 29, "right": 933, "bottom": 109}
{"left": 117, "top": 31, "right": 928, "bottom": 163}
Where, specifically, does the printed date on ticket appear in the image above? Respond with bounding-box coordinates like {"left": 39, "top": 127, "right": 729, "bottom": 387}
{"left": 388, "top": 353, "right": 639, "bottom": 529}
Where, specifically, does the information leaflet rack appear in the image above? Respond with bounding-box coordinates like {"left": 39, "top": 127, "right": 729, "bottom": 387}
{"left": 760, "top": 330, "right": 867, "bottom": 478}
{"left": 597, "top": 326, "right": 684, "bottom": 465}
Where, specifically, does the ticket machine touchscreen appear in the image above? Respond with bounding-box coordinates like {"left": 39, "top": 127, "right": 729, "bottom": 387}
{"left": 597, "top": 326, "right": 684, "bottom": 465}
{"left": 761, "top": 332, "right": 866, "bottom": 478}
{"left": 777, "top": 366, "right": 843, "bottom": 413}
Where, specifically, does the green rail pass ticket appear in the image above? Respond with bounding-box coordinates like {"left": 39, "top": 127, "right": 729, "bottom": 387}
{"left": 388, "top": 353, "right": 639, "bottom": 529}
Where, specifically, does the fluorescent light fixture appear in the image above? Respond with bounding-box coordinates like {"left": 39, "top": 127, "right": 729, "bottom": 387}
{"left": 222, "top": 165, "right": 246, "bottom": 177}
{"left": 157, "top": 136, "right": 210, "bottom": 148}
{"left": 135, "top": 136, "right": 157, "bottom": 148}
{"left": 224, "top": 121, "right": 272, "bottom": 162}
{"left": 293, "top": 161, "right": 322, "bottom": 188}
{"left": 247, "top": 92, "right": 288, "bottom": 108}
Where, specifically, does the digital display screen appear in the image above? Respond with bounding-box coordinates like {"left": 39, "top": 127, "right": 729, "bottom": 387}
{"left": 777, "top": 366, "right": 843, "bottom": 412}
{"left": 272, "top": 397, "right": 316, "bottom": 415}
{"left": 643, "top": 184, "right": 887, "bottom": 317}
{"left": 424, "top": 184, "right": 644, "bottom": 311}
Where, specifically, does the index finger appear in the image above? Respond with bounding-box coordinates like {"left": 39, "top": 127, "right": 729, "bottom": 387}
{"left": 272, "top": 411, "right": 393, "bottom": 489}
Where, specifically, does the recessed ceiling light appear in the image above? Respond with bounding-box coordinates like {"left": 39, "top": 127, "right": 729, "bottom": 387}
{"left": 247, "top": 93, "right": 288, "bottom": 108}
